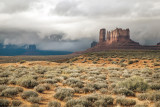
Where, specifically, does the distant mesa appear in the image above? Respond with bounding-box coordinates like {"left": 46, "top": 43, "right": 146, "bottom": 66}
{"left": 28, "top": 44, "right": 36, "bottom": 51}
{"left": 77, "top": 28, "right": 160, "bottom": 54}
{"left": 24, "top": 44, "right": 38, "bottom": 55}
{"left": 0, "top": 43, "right": 72, "bottom": 56}
{"left": 91, "top": 41, "right": 97, "bottom": 48}
{"left": 0, "top": 43, "right": 3, "bottom": 49}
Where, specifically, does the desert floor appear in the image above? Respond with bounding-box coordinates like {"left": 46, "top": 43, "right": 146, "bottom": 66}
{"left": 0, "top": 50, "right": 160, "bottom": 107}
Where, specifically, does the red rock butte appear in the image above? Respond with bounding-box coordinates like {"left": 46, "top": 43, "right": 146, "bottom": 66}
{"left": 99, "top": 28, "right": 140, "bottom": 47}
{"left": 75, "top": 28, "right": 160, "bottom": 53}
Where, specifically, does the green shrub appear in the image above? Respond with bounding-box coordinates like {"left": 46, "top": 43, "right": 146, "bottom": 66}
{"left": 128, "top": 60, "right": 134, "bottom": 64}
{"left": 114, "top": 88, "right": 135, "bottom": 96}
{"left": 65, "top": 99, "right": 91, "bottom": 107}
{"left": 31, "top": 104, "right": 39, "bottom": 107}
{"left": 65, "top": 78, "right": 84, "bottom": 88}
{"left": 99, "top": 88, "right": 108, "bottom": 94}
{"left": 152, "top": 73, "right": 160, "bottom": 78}
{"left": 71, "top": 58, "right": 78, "bottom": 62}
{"left": 116, "top": 59, "right": 119, "bottom": 61}
{"left": 20, "top": 79, "right": 38, "bottom": 88}
{"left": 81, "top": 94, "right": 114, "bottom": 106}
{"left": 97, "top": 95, "right": 114, "bottom": 105}
{"left": 84, "top": 95, "right": 98, "bottom": 103}
{"left": 138, "top": 92, "right": 160, "bottom": 102}
{"left": 27, "top": 96, "right": 41, "bottom": 104}
{"left": 0, "top": 78, "right": 9, "bottom": 84}
{"left": 0, "top": 85, "right": 7, "bottom": 91}
{"left": 110, "top": 83, "right": 116, "bottom": 89}
{"left": 36, "top": 69, "right": 47, "bottom": 74}
{"left": 15, "top": 87, "right": 24, "bottom": 92}
{"left": 94, "top": 82, "right": 108, "bottom": 90}
{"left": 128, "top": 60, "right": 139, "bottom": 65}
{"left": 94, "top": 99, "right": 113, "bottom": 107}
{"left": 1, "top": 88, "right": 19, "bottom": 97}
{"left": 122, "top": 73, "right": 131, "bottom": 78}
{"left": 11, "top": 100, "right": 22, "bottom": 106}
{"left": 66, "top": 94, "right": 114, "bottom": 107}
{"left": 137, "top": 93, "right": 149, "bottom": 100}
{"left": 43, "top": 84, "right": 50, "bottom": 90}
{"left": 108, "top": 59, "right": 113, "bottom": 61}
{"left": 19, "top": 60, "right": 26, "bottom": 64}
{"left": 93, "top": 61, "right": 97, "bottom": 64}
{"left": 0, "top": 72, "right": 10, "bottom": 77}
{"left": 154, "top": 63, "right": 160, "bottom": 66}
{"left": 154, "top": 68, "right": 160, "bottom": 73}
{"left": 21, "top": 91, "right": 38, "bottom": 99}
{"left": 54, "top": 88, "right": 74, "bottom": 101}
{"left": 94, "top": 100, "right": 107, "bottom": 107}
{"left": 48, "top": 101, "right": 61, "bottom": 107}
{"left": 150, "top": 83, "right": 160, "bottom": 90}
{"left": 155, "top": 101, "right": 160, "bottom": 107}
{"left": 117, "top": 76, "right": 149, "bottom": 92}
{"left": 120, "top": 63, "right": 127, "bottom": 67}
{"left": 0, "top": 99, "right": 10, "bottom": 107}
{"left": 120, "top": 59, "right": 125, "bottom": 63}
{"left": 141, "top": 68, "right": 152, "bottom": 74}
{"left": 86, "top": 82, "right": 107, "bottom": 90}
{"left": 111, "top": 61, "right": 118, "bottom": 64}
{"left": 82, "top": 87, "right": 95, "bottom": 93}
{"left": 64, "top": 97, "right": 72, "bottom": 102}
{"left": 74, "top": 87, "right": 81, "bottom": 93}
{"left": 41, "top": 79, "right": 57, "bottom": 84}
{"left": 34, "top": 85, "right": 46, "bottom": 93}
{"left": 116, "top": 98, "right": 136, "bottom": 106}
{"left": 134, "top": 104, "right": 148, "bottom": 107}
{"left": 148, "top": 92, "right": 160, "bottom": 102}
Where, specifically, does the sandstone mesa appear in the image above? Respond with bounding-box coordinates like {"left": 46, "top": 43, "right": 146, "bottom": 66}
{"left": 76, "top": 28, "right": 160, "bottom": 54}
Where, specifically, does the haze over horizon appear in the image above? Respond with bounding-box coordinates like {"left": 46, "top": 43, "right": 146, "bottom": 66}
{"left": 0, "top": 0, "right": 160, "bottom": 52}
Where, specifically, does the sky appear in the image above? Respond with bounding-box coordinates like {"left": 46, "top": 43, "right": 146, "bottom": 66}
{"left": 0, "top": 0, "right": 160, "bottom": 52}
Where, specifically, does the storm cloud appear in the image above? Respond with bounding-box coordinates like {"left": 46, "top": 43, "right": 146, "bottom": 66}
{"left": 0, "top": 0, "right": 160, "bottom": 51}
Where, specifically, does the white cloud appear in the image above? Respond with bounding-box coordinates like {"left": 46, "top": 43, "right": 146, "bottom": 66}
{"left": 0, "top": 0, "right": 160, "bottom": 51}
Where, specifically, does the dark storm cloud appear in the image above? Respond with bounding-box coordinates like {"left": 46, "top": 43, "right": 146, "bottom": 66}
{"left": 0, "top": 29, "right": 40, "bottom": 45}
{"left": 0, "top": 0, "right": 160, "bottom": 51}
{"left": 0, "top": 0, "right": 39, "bottom": 13}
{"left": 54, "top": 0, "right": 160, "bottom": 18}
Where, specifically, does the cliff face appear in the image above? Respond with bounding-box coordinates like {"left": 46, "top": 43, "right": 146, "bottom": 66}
{"left": 99, "top": 29, "right": 106, "bottom": 43}
{"left": 106, "top": 28, "right": 130, "bottom": 44}
{"left": 97, "top": 28, "right": 140, "bottom": 47}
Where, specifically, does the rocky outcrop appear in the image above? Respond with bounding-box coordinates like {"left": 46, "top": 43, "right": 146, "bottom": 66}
{"left": 93, "top": 28, "right": 141, "bottom": 50}
{"left": 97, "top": 28, "right": 140, "bottom": 46}
{"left": 77, "top": 28, "right": 160, "bottom": 53}
{"left": 91, "top": 41, "right": 97, "bottom": 48}
{"left": 99, "top": 29, "right": 106, "bottom": 43}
